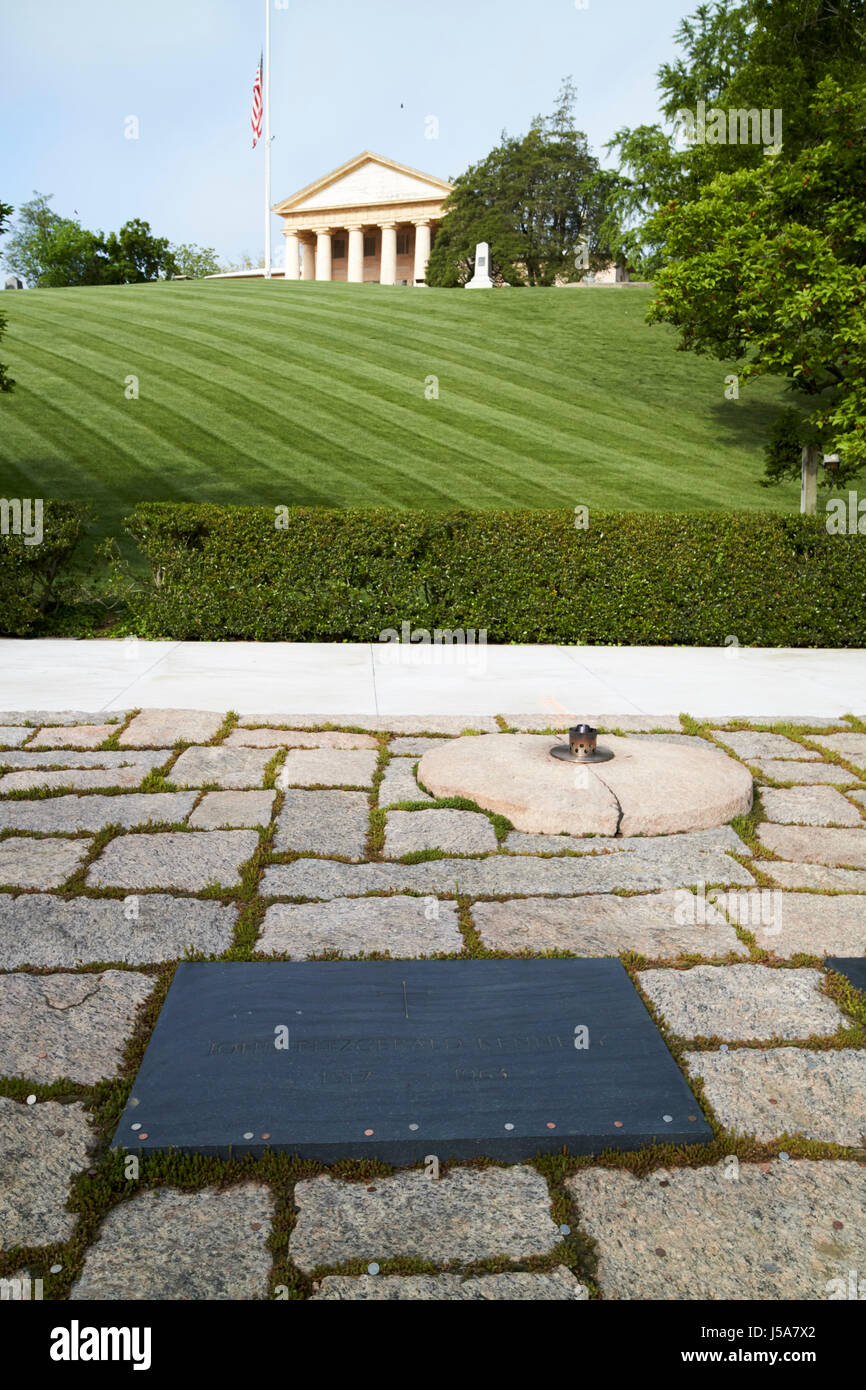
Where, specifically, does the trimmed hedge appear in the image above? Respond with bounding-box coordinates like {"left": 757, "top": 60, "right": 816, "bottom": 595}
{"left": 0, "top": 500, "right": 88, "bottom": 636}
{"left": 123, "top": 503, "right": 866, "bottom": 646}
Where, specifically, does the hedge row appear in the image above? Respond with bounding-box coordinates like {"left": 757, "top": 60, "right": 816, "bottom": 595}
{"left": 120, "top": 503, "right": 866, "bottom": 646}
{"left": 0, "top": 500, "right": 89, "bottom": 636}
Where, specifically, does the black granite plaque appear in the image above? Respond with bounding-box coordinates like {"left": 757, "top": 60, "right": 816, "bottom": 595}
{"left": 825, "top": 956, "right": 866, "bottom": 993}
{"left": 114, "top": 960, "right": 712, "bottom": 1161}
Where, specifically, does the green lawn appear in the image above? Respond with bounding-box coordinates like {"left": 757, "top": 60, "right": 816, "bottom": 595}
{"left": 0, "top": 278, "right": 798, "bottom": 538}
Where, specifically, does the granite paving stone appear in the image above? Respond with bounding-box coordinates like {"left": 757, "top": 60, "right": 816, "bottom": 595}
{"left": 239, "top": 714, "right": 500, "bottom": 734}
{"left": 809, "top": 733, "right": 866, "bottom": 767}
{"left": 0, "top": 893, "right": 238, "bottom": 967}
{"left": 119, "top": 709, "right": 224, "bottom": 747}
{"left": 226, "top": 728, "right": 378, "bottom": 749}
{"left": 0, "top": 727, "right": 31, "bottom": 748}
{"left": 638, "top": 964, "right": 843, "bottom": 1039}
{"left": 188, "top": 790, "right": 276, "bottom": 829}
{"left": 851, "top": 789, "right": 866, "bottom": 808}
{"left": 567, "top": 1160, "right": 866, "bottom": 1300}
{"left": 0, "top": 836, "right": 90, "bottom": 888}
{"left": 0, "top": 792, "right": 197, "bottom": 833}
{"left": 760, "top": 786, "right": 861, "bottom": 827}
{"left": 273, "top": 789, "right": 369, "bottom": 859}
{"left": 758, "top": 824, "right": 866, "bottom": 867}
{"left": 277, "top": 748, "right": 378, "bottom": 788}
{"left": 503, "top": 826, "right": 749, "bottom": 856}
{"left": 378, "top": 760, "right": 434, "bottom": 806}
{"left": 0, "top": 1098, "right": 95, "bottom": 1250}
{"left": 0, "top": 970, "right": 155, "bottom": 1084}
{"left": 170, "top": 745, "right": 272, "bottom": 789}
{"left": 711, "top": 889, "right": 866, "bottom": 957}
{"left": 311, "top": 1269, "right": 588, "bottom": 1300}
{"left": 626, "top": 733, "right": 722, "bottom": 750}
{"left": 69, "top": 1185, "right": 275, "bottom": 1300}
{"left": 384, "top": 808, "right": 498, "bottom": 858}
{"left": 710, "top": 731, "right": 818, "bottom": 760}
{"left": 387, "top": 737, "right": 452, "bottom": 756}
{"left": 86, "top": 829, "right": 259, "bottom": 891}
{"left": 261, "top": 846, "right": 755, "bottom": 900}
{"left": 472, "top": 891, "right": 747, "bottom": 958}
{"left": 764, "top": 861, "right": 866, "bottom": 892}
{"left": 0, "top": 749, "right": 172, "bottom": 771}
{"left": 290, "top": 1167, "right": 560, "bottom": 1271}
{"left": 0, "top": 767, "right": 149, "bottom": 793}
{"left": 684, "top": 1049, "right": 866, "bottom": 1146}
{"left": 257, "top": 896, "right": 462, "bottom": 957}
{"left": 28, "top": 724, "right": 116, "bottom": 750}
{"left": 0, "top": 711, "right": 128, "bottom": 726}
{"left": 750, "top": 759, "right": 860, "bottom": 785}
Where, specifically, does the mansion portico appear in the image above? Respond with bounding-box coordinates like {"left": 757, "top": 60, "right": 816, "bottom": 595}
{"left": 273, "top": 151, "right": 452, "bottom": 285}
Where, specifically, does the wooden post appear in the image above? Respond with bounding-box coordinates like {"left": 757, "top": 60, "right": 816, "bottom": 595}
{"left": 800, "top": 446, "right": 819, "bottom": 515}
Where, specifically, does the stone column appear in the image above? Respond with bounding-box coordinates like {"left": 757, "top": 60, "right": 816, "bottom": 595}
{"left": 379, "top": 223, "right": 397, "bottom": 285}
{"left": 301, "top": 238, "right": 316, "bottom": 280}
{"left": 284, "top": 232, "right": 301, "bottom": 281}
{"left": 412, "top": 221, "right": 432, "bottom": 283}
{"left": 347, "top": 227, "right": 365, "bottom": 284}
{"left": 314, "top": 229, "right": 332, "bottom": 282}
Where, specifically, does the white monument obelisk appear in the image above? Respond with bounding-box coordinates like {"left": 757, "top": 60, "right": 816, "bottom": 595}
{"left": 465, "top": 242, "right": 494, "bottom": 289}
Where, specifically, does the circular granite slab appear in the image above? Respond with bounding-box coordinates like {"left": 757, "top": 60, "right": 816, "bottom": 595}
{"left": 416, "top": 734, "right": 752, "bottom": 837}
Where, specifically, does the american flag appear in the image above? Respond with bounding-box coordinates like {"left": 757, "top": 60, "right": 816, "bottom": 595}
{"left": 251, "top": 53, "right": 263, "bottom": 148}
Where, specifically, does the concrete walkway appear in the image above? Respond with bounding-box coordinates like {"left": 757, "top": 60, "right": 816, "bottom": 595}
{"left": 0, "top": 640, "right": 863, "bottom": 718}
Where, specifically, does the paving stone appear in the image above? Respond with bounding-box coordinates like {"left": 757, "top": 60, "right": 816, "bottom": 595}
{"left": 751, "top": 759, "right": 860, "bottom": 785}
{"left": 0, "top": 1098, "right": 94, "bottom": 1250}
{"left": 188, "top": 790, "right": 276, "bottom": 829}
{"left": 262, "top": 844, "right": 754, "bottom": 900}
{"left": 311, "top": 1268, "right": 588, "bottom": 1300}
{"left": 472, "top": 891, "right": 747, "bottom": 959}
{"left": 170, "top": 745, "right": 272, "bottom": 789}
{"left": 0, "top": 792, "right": 196, "bottom": 833}
{"left": 638, "top": 964, "right": 843, "bottom": 1039}
{"left": 119, "top": 708, "right": 224, "bottom": 747}
{"left": 758, "top": 824, "right": 866, "bottom": 868}
{"left": 851, "top": 789, "right": 866, "bottom": 807}
{"left": 277, "top": 748, "right": 378, "bottom": 789}
{"left": 503, "top": 826, "right": 749, "bottom": 856}
{"left": 0, "top": 749, "right": 172, "bottom": 771}
{"left": 384, "top": 808, "right": 498, "bottom": 858}
{"left": 684, "top": 1049, "right": 866, "bottom": 1146}
{"left": 28, "top": 724, "right": 116, "bottom": 750}
{"left": 290, "top": 1167, "right": 559, "bottom": 1271}
{"left": 712, "top": 889, "right": 866, "bottom": 957}
{"left": 626, "top": 733, "right": 722, "bottom": 750}
{"left": 70, "top": 1185, "right": 274, "bottom": 1300}
{"left": 86, "top": 829, "right": 259, "bottom": 891}
{"left": 0, "top": 836, "right": 90, "bottom": 888}
{"left": 760, "top": 786, "right": 862, "bottom": 827}
{"left": 810, "top": 733, "right": 866, "bottom": 767}
{"left": 764, "top": 861, "right": 866, "bottom": 892}
{"left": 226, "top": 728, "right": 378, "bottom": 749}
{"left": 567, "top": 1159, "right": 866, "bottom": 1300}
{"left": 710, "top": 731, "right": 818, "bottom": 760}
{"left": 273, "top": 790, "right": 369, "bottom": 859}
{"left": 502, "top": 714, "right": 575, "bottom": 731}
{"left": 388, "top": 737, "right": 452, "bottom": 756}
{"left": 596, "top": 715, "right": 684, "bottom": 732}
{"left": 240, "top": 714, "right": 500, "bottom": 734}
{"left": 378, "top": 760, "right": 434, "bottom": 806}
{"left": 0, "top": 767, "right": 149, "bottom": 793}
{"left": 258, "top": 896, "right": 463, "bottom": 957}
{"left": 0, "top": 711, "right": 128, "bottom": 726}
{"left": 0, "top": 727, "right": 31, "bottom": 747}
{"left": 0, "top": 970, "right": 155, "bottom": 1084}
{"left": 0, "top": 893, "right": 238, "bottom": 967}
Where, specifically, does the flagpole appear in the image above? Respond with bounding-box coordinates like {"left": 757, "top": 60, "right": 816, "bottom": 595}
{"left": 264, "top": 0, "right": 272, "bottom": 279}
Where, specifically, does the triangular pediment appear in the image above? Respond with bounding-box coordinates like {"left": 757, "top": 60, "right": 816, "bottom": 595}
{"left": 274, "top": 152, "right": 452, "bottom": 214}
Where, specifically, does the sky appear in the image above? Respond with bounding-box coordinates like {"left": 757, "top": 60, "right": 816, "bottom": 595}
{"left": 1, "top": 0, "right": 696, "bottom": 267}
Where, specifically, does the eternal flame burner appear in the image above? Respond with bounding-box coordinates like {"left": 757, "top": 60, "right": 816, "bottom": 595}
{"left": 550, "top": 723, "right": 616, "bottom": 764}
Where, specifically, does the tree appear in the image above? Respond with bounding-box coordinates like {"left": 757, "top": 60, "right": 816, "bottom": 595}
{"left": 2, "top": 196, "right": 178, "bottom": 286}
{"left": 648, "top": 80, "right": 866, "bottom": 487}
{"left": 426, "top": 80, "right": 614, "bottom": 287}
{"left": 100, "top": 220, "right": 177, "bottom": 283}
{"left": 0, "top": 200, "right": 14, "bottom": 392}
{"left": 170, "top": 243, "right": 220, "bottom": 278}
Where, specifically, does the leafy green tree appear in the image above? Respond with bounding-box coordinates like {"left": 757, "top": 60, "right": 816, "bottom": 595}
{"left": 648, "top": 80, "right": 866, "bottom": 486}
{"left": 3, "top": 196, "right": 178, "bottom": 286}
{"left": 427, "top": 80, "right": 614, "bottom": 287}
{"left": 0, "top": 200, "right": 14, "bottom": 392}
{"left": 169, "top": 243, "right": 220, "bottom": 278}
{"left": 100, "top": 219, "right": 177, "bottom": 283}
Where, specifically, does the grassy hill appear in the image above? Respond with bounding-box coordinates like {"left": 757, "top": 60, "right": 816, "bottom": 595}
{"left": 0, "top": 278, "right": 798, "bottom": 538}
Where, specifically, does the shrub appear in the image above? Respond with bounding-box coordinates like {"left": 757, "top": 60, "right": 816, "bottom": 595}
{"left": 122, "top": 503, "right": 866, "bottom": 647}
{"left": 0, "top": 500, "right": 89, "bottom": 635}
